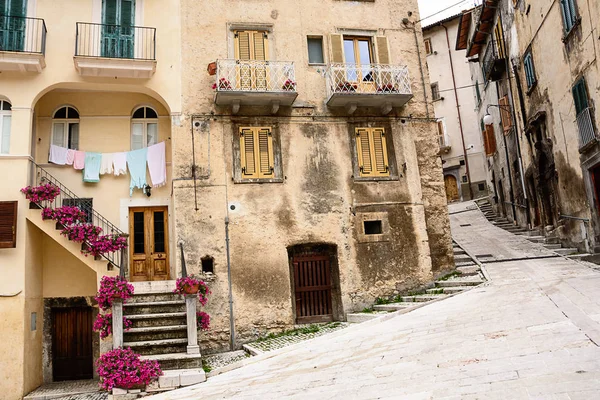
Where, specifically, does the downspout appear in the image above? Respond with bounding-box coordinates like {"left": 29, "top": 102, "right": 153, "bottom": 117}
{"left": 442, "top": 23, "right": 474, "bottom": 200}
{"left": 497, "top": 80, "right": 518, "bottom": 221}
{"left": 512, "top": 64, "right": 532, "bottom": 228}
{"left": 410, "top": 21, "right": 430, "bottom": 118}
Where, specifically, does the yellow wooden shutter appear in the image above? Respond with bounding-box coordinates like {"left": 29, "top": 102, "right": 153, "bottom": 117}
{"left": 252, "top": 32, "right": 267, "bottom": 61}
{"left": 235, "top": 31, "right": 252, "bottom": 60}
{"left": 498, "top": 96, "right": 512, "bottom": 132}
{"left": 494, "top": 22, "right": 505, "bottom": 59}
{"left": 375, "top": 36, "right": 390, "bottom": 64}
{"left": 240, "top": 128, "right": 258, "bottom": 178}
{"left": 257, "top": 127, "right": 274, "bottom": 177}
{"left": 371, "top": 128, "right": 390, "bottom": 176}
{"left": 330, "top": 34, "right": 344, "bottom": 63}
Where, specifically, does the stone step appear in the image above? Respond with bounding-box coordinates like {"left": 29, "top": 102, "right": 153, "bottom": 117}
{"left": 141, "top": 353, "right": 203, "bottom": 371}
{"left": 372, "top": 303, "right": 419, "bottom": 312}
{"left": 526, "top": 236, "right": 546, "bottom": 243}
{"left": 453, "top": 249, "right": 467, "bottom": 255}
{"left": 123, "top": 300, "right": 186, "bottom": 315}
{"left": 123, "top": 338, "right": 188, "bottom": 355}
{"left": 436, "top": 279, "right": 482, "bottom": 288}
{"left": 456, "top": 266, "right": 480, "bottom": 276}
{"left": 456, "top": 261, "right": 476, "bottom": 267}
{"left": 543, "top": 244, "right": 562, "bottom": 250}
{"left": 346, "top": 313, "right": 382, "bottom": 323}
{"left": 568, "top": 253, "right": 594, "bottom": 260}
{"left": 399, "top": 294, "right": 445, "bottom": 303}
{"left": 127, "top": 312, "right": 187, "bottom": 328}
{"left": 128, "top": 293, "right": 184, "bottom": 304}
{"left": 428, "top": 286, "right": 471, "bottom": 295}
{"left": 454, "top": 255, "right": 472, "bottom": 263}
{"left": 554, "top": 248, "right": 578, "bottom": 256}
{"left": 124, "top": 324, "right": 188, "bottom": 342}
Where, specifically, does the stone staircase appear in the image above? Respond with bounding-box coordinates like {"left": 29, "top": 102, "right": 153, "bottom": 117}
{"left": 346, "top": 242, "right": 485, "bottom": 323}
{"left": 476, "top": 200, "right": 580, "bottom": 256}
{"left": 124, "top": 283, "right": 202, "bottom": 372}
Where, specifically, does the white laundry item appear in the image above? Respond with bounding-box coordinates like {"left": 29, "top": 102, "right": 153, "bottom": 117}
{"left": 113, "top": 152, "right": 127, "bottom": 176}
{"left": 49, "top": 145, "right": 68, "bottom": 165}
{"left": 147, "top": 142, "right": 166, "bottom": 188}
{"left": 100, "top": 153, "right": 114, "bottom": 175}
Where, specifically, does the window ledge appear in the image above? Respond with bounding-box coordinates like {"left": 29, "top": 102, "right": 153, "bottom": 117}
{"left": 526, "top": 81, "right": 538, "bottom": 96}
{"left": 353, "top": 176, "right": 400, "bottom": 182}
{"left": 562, "top": 17, "right": 582, "bottom": 43}
{"left": 308, "top": 63, "right": 327, "bottom": 66}
{"left": 234, "top": 178, "right": 284, "bottom": 184}
{"left": 433, "top": 97, "right": 445, "bottom": 102}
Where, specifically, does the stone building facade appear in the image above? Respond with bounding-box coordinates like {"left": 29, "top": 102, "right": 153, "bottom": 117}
{"left": 423, "top": 13, "right": 490, "bottom": 203}
{"left": 456, "top": 0, "right": 600, "bottom": 252}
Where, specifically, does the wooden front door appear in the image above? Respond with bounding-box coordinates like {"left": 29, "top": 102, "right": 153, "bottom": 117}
{"left": 293, "top": 254, "right": 333, "bottom": 324}
{"left": 445, "top": 175, "right": 459, "bottom": 202}
{"left": 129, "top": 207, "right": 170, "bottom": 282}
{"left": 52, "top": 307, "right": 93, "bottom": 381}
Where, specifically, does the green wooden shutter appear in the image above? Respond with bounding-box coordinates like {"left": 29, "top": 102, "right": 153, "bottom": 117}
{"left": 121, "top": 0, "right": 134, "bottom": 27}
{"left": 8, "top": 0, "right": 27, "bottom": 17}
{"left": 103, "top": 0, "right": 118, "bottom": 24}
{"left": 573, "top": 79, "right": 588, "bottom": 115}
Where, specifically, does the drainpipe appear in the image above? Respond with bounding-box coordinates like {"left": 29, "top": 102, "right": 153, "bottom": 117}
{"left": 225, "top": 216, "right": 235, "bottom": 351}
{"left": 497, "top": 82, "right": 518, "bottom": 221}
{"left": 442, "top": 23, "right": 473, "bottom": 200}
{"left": 512, "top": 64, "right": 532, "bottom": 228}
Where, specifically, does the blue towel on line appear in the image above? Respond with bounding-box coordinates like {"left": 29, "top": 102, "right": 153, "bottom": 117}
{"left": 127, "top": 148, "right": 148, "bottom": 196}
{"left": 83, "top": 152, "right": 102, "bottom": 183}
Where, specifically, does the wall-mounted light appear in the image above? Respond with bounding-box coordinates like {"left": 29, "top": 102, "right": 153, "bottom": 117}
{"left": 143, "top": 184, "right": 152, "bottom": 197}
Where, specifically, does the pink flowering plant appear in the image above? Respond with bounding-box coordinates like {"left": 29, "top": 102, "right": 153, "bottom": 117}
{"left": 93, "top": 313, "right": 133, "bottom": 340}
{"left": 197, "top": 311, "right": 210, "bottom": 331}
{"left": 212, "top": 77, "right": 232, "bottom": 90}
{"left": 96, "top": 348, "right": 162, "bottom": 391}
{"left": 42, "top": 206, "right": 87, "bottom": 226}
{"left": 61, "top": 224, "right": 103, "bottom": 243}
{"left": 84, "top": 234, "right": 128, "bottom": 258}
{"left": 282, "top": 79, "right": 296, "bottom": 91}
{"left": 95, "top": 276, "right": 134, "bottom": 310}
{"left": 173, "top": 276, "right": 211, "bottom": 305}
{"left": 21, "top": 183, "right": 60, "bottom": 203}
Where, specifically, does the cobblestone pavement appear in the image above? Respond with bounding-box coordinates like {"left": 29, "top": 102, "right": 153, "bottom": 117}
{"left": 54, "top": 393, "right": 108, "bottom": 400}
{"left": 245, "top": 322, "right": 349, "bottom": 353}
{"left": 204, "top": 350, "right": 250, "bottom": 371}
{"left": 24, "top": 380, "right": 103, "bottom": 400}
{"left": 150, "top": 202, "right": 600, "bottom": 399}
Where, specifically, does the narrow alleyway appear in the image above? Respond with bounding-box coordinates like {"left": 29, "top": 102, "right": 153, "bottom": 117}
{"left": 150, "top": 202, "right": 600, "bottom": 399}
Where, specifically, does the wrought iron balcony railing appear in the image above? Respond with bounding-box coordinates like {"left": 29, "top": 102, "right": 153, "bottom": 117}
{"left": 577, "top": 107, "right": 597, "bottom": 149}
{"left": 482, "top": 41, "right": 506, "bottom": 82}
{"left": 214, "top": 59, "right": 297, "bottom": 93}
{"left": 325, "top": 63, "right": 412, "bottom": 97}
{"left": 30, "top": 162, "right": 126, "bottom": 272}
{"left": 0, "top": 15, "right": 46, "bottom": 54}
{"left": 75, "top": 22, "right": 156, "bottom": 60}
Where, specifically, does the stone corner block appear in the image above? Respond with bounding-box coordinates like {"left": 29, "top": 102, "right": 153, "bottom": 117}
{"left": 113, "top": 388, "right": 127, "bottom": 395}
{"left": 159, "top": 372, "right": 181, "bottom": 388}
{"left": 187, "top": 345, "right": 200, "bottom": 354}
{"left": 179, "top": 369, "right": 207, "bottom": 386}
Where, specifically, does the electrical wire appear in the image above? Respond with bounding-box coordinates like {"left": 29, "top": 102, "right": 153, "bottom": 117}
{"left": 418, "top": 0, "right": 473, "bottom": 23}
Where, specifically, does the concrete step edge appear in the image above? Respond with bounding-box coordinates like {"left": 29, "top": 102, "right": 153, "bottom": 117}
{"left": 127, "top": 312, "right": 187, "bottom": 320}
{"left": 124, "top": 338, "right": 188, "bottom": 347}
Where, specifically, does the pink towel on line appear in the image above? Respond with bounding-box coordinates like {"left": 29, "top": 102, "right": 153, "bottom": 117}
{"left": 73, "top": 151, "right": 85, "bottom": 170}
{"left": 65, "top": 149, "right": 75, "bottom": 165}
{"left": 147, "top": 142, "right": 166, "bottom": 187}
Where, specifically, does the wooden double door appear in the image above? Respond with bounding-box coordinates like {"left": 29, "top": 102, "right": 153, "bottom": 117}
{"left": 52, "top": 307, "right": 93, "bottom": 381}
{"left": 129, "top": 207, "right": 170, "bottom": 282}
{"left": 293, "top": 254, "right": 334, "bottom": 324}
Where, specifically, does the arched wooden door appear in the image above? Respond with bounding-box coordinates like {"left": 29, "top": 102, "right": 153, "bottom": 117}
{"left": 444, "top": 175, "right": 459, "bottom": 202}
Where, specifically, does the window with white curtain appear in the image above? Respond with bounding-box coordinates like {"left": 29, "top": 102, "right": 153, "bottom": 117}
{"left": 0, "top": 100, "right": 11, "bottom": 154}
{"left": 52, "top": 106, "right": 80, "bottom": 150}
{"left": 131, "top": 106, "right": 158, "bottom": 150}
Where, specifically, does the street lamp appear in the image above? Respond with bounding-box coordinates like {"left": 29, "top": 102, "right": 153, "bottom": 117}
{"left": 483, "top": 104, "right": 511, "bottom": 126}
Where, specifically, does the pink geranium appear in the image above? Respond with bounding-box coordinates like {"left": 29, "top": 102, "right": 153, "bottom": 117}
{"left": 83, "top": 234, "right": 128, "bottom": 258}
{"left": 93, "top": 313, "right": 133, "bottom": 340}
{"left": 96, "top": 348, "right": 162, "bottom": 391}
{"left": 197, "top": 311, "right": 210, "bottom": 331}
{"left": 21, "top": 183, "right": 60, "bottom": 203}
{"left": 61, "top": 223, "right": 103, "bottom": 243}
{"left": 42, "top": 206, "right": 87, "bottom": 226}
{"left": 95, "top": 276, "right": 134, "bottom": 310}
{"left": 173, "top": 276, "right": 211, "bottom": 306}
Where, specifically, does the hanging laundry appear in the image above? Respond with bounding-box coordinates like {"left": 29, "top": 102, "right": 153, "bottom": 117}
{"left": 127, "top": 148, "right": 148, "bottom": 196}
{"left": 147, "top": 142, "right": 166, "bottom": 187}
{"left": 49, "top": 145, "right": 68, "bottom": 165}
{"left": 83, "top": 152, "right": 102, "bottom": 183}
{"left": 73, "top": 151, "right": 86, "bottom": 170}
{"left": 66, "top": 149, "right": 75, "bottom": 165}
{"left": 100, "top": 153, "right": 114, "bottom": 175}
{"left": 113, "top": 152, "right": 127, "bottom": 176}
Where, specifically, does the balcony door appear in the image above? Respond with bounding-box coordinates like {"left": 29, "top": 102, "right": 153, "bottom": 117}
{"left": 0, "top": 0, "right": 27, "bottom": 52}
{"left": 102, "top": 0, "right": 135, "bottom": 59}
{"left": 343, "top": 36, "right": 375, "bottom": 92}
{"left": 129, "top": 207, "right": 170, "bottom": 282}
{"left": 234, "top": 30, "right": 268, "bottom": 91}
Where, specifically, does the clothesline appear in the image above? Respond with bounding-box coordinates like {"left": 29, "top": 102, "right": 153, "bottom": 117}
{"left": 49, "top": 142, "right": 167, "bottom": 196}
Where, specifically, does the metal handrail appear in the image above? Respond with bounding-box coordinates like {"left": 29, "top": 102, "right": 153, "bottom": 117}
{"left": 0, "top": 15, "right": 47, "bottom": 54}
{"left": 215, "top": 59, "right": 296, "bottom": 93}
{"left": 75, "top": 22, "right": 156, "bottom": 61}
{"left": 30, "top": 161, "right": 126, "bottom": 270}
{"left": 325, "top": 63, "right": 412, "bottom": 97}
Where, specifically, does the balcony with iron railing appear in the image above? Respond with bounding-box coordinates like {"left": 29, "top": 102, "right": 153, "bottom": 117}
{"left": 577, "top": 107, "right": 597, "bottom": 150}
{"left": 0, "top": 15, "right": 46, "bottom": 72}
{"left": 74, "top": 22, "right": 156, "bottom": 78}
{"left": 482, "top": 40, "right": 506, "bottom": 82}
{"left": 325, "top": 63, "right": 413, "bottom": 115}
{"left": 213, "top": 59, "right": 298, "bottom": 114}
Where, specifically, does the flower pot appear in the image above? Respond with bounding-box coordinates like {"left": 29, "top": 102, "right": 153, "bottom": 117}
{"left": 207, "top": 62, "right": 217, "bottom": 76}
{"left": 184, "top": 284, "right": 200, "bottom": 295}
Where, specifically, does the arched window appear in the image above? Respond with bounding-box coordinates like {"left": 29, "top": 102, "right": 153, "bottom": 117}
{"left": 52, "top": 106, "right": 80, "bottom": 150}
{"left": 0, "top": 100, "right": 11, "bottom": 154}
{"left": 131, "top": 106, "right": 158, "bottom": 150}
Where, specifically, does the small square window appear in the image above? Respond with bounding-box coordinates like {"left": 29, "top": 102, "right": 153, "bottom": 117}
{"left": 364, "top": 220, "right": 383, "bottom": 235}
{"left": 307, "top": 37, "right": 324, "bottom": 64}
{"left": 459, "top": 160, "right": 465, "bottom": 166}
{"left": 431, "top": 83, "right": 441, "bottom": 101}
{"left": 424, "top": 38, "right": 433, "bottom": 55}
{"left": 478, "top": 183, "right": 486, "bottom": 191}
{"left": 201, "top": 256, "right": 214, "bottom": 273}
{"left": 462, "top": 176, "right": 468, "bottom": 183}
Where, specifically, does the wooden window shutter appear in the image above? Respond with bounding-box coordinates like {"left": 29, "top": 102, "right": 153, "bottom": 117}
{"left": 375, "top": 36, "right": 390, "bottom": 64}
{"left": 356, "top": 128, "right": 373, "bottom": 176}
{"left": 494, "top": 22, "right": 505, "bottom": 59}
{"left": 240, "top": 128, "right": 258, "bottom": 178}
{"left": 573, "top": 79, "right": 588, "bottom": 115}
{"left": 235, "top": 31, "right": 252, "bottom": 60}
{"left": 0, "top": 201, "right": 17, "bottom": 248}
{"left": 371, "top": 128, "right": 390, "bottom": 176}
{"left": 103, "top": 0, "right": 118, "bottom": 25}
{"left": 252, "top": 32, "right": 267, "bottom": 61}
{"left": 329, "top": 34, "right": 344, "bottom": 63}
{"left": 499, "top": 96, "right": 512, "bottom": 132}
{"left": 485, "top": 124, "right": 497, "bottom": 155}
{"left": 356, "top": 128, "right": 390, "bottom": 177}
{"left": 257, "top": 128, "right": 274, "bottom": 177}
{"left": 482, "top": 129, "right": 490, "bottom": 156}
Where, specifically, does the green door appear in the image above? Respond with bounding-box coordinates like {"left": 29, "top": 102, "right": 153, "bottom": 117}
{"left": 102, "top": 0, "right": 135, "bottom": 58}
{"left": 0, "top": 0, "right": 27, "bottom": 52}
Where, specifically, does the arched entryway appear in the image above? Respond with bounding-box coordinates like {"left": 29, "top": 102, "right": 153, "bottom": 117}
{"left": 444, "top": 174, "right": 459, "bottom": 202}
{"left": 287, "top": 244, "right": 343, "bottom": 324}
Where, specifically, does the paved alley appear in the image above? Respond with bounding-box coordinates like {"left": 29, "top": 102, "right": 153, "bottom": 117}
{"left": 150, "top": 202, "right": 600, "bottom": 400}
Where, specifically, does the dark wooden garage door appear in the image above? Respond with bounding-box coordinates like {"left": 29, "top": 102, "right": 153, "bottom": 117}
{"left": 52, "top": 307, "right": 94, "bottom": 381}
{"left": 293, "top": 254, "right": 333, "bottom": 324}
